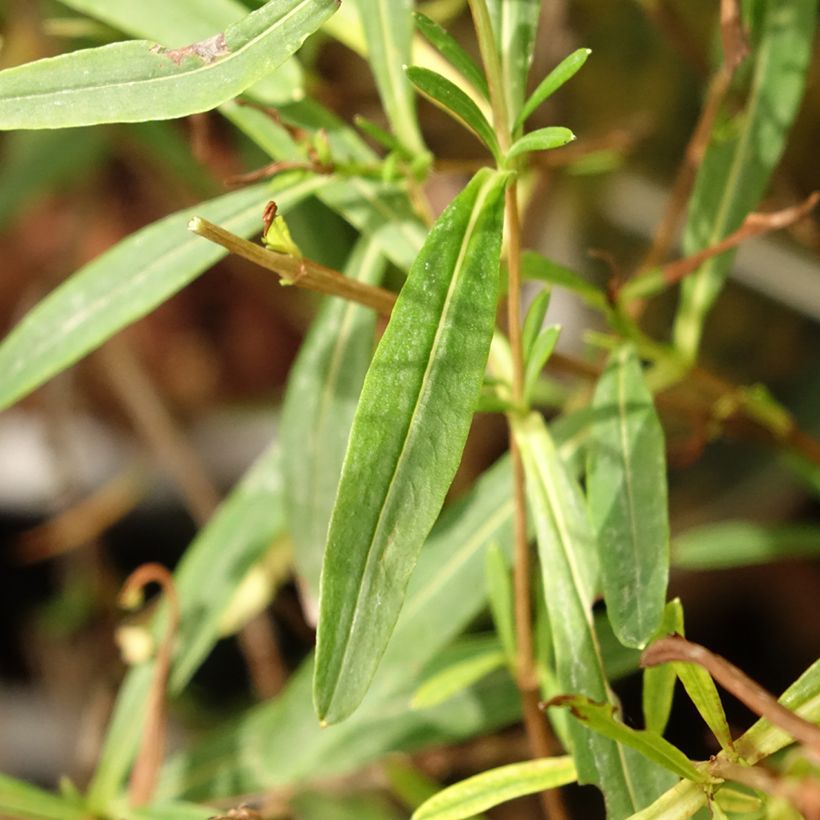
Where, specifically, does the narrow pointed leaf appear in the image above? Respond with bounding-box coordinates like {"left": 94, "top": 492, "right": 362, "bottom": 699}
{"left": 515, "top": 48, "right": 592, "bottom": 131}
{"left": 642, "top": 599, "right": 683, "bottom": 736}
{"left": 523, "top": 325, "right": 561, "bottom": 405}
{"left": 412, "top": 757, "right": 576, "bottom": 820}
{"left": 521, "top": 288, "right": 551, "bottom": 361}
{"left": 281, "top": 237, "right": 386, "bottom": 601}
{"left": 55, "top": 0, "right": 303, "bottom": 105}
{"left": 413, "top": 12, "right": 489, "bottom": 99}
{"left": 0, "top": 0, "right": 337, "bottom": 130}
{"left": 515, "top": 412, "right": 674, "bottom": 817}
{"left": 412, "top": 636, "right": 506, "bottom": 709}
{"left": 521, "top": 251, "right": 608, "bottom": 311}
{"left": 0, "top": 773, "right": 89, "bottom": 820}
{"left": 546, "top": 696, "right": 713, "bottom": 784}
{"left": 506, "top": 127, "right": 575, "bottom": 162}
{"left": 314, "top": 169, "right": 508, "bottom": 724}
{"left": 353, "top": 0, "right": 424, "bottom": 154}
{"left": 485, "top": 543, "right": 516, "bottom": 667}
{"left": 672, "top": 662, "right": 733, "bottom": 754}
{"left": 587, "top": 344, "right": 669, "bottom": 648}
{"left": 485, "top": 0, "right": 541, "bottom": 123}
{"left": 673, "top": 0, "right": 817, "bottom": 360}
{"left": 405, "top": 66, "right": 500, "bottom": 161}
{"left": 0, "top": 177, "right": 324, "bottom": 412}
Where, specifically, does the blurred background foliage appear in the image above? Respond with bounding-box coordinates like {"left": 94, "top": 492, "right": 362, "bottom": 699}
{"left": 0, "top": 0, "right": 818, "bottom": 817}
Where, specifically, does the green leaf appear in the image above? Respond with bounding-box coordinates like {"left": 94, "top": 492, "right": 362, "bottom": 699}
{"left": 281, "top": 237, "right": 386, "bottom": 601}
{"left": 87, "top": 442, "right": 286, "bottom": 809}
{"left": 55, "top": 0, "right": 303, "bottom": 105}
{"left": 405, "top": 66, "right": 500, "bottom": 161}
{"left": 0, "top": 0, "right": 336, "bottom": 130}
{"left": 413, "top": 12, "right": 489, "bottom": 99}
{"left": 412, "top": 757, "right": 577, "bottom": 820}
{"left": 515, "top": 48, "right": 592, "bottom": 131}
{"left": 485, "top": 0, "right": 541, "bottom": 124}
{"left": 521, "top": 288, "right": 551, "bottom": 361}
{"left": 523, "top": 325, "right": 561, "bottom": 406}
{"left": 412, "top": 635, "right": 507, "bottom": 709}
{"left": 117, "top": 801, "right": 215, "bottom": 820}
{"left": 314, "top": 168, "right": 508, "bottom": 724}
{"left": 586, "top": 344, "right": 669, "bottom": 648}
{"left": 521, "top": 251, "right": 608, "bottom": 312}
{"left": 0, "top": 773, "right": 89, "bottom": 820}
{"left": 514, "top": 412, "right": 674, "bottom": 817}
{"left": 672, "top": 662, "right": 733, "bottom": 756}
{"left": 506, "top": 127, "right": 575, "bottom": 162}
{"left": 672, "top": 521, "right": 820, "bottom": 570}
{"left": 354, "top": 0, "right": 425, "bottom": 154}
{"left": 0, "top": 176, "right": 324, "bottom": 412}
{"left": 546, "top": 696, "right": 713, "bottom": 784}
{"left": 673, "top": 0, "right": 817, "bottom": 361}
{"left": 642, "top": 600, "right": 683, "bottom": 736}
{"left": 485, "top": 543, "right": 516, "bottom": 668}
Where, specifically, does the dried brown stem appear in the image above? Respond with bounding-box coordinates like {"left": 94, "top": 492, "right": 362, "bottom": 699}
{"left": 119, "top": 562, "right": 180, "bottom": 805}
{"left": 641, "top": 636, "right": 820, "bottom": 756}
{"left": 189, "top": 217, "right": 397, "bottom": 316}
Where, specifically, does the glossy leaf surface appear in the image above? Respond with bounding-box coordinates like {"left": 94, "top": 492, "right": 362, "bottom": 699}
{"left": 412, "top": 757, "right": 577, "bottom": 820}
{"left": 281, "top": 237, "right": 386, "bottom": 601}
{"left": 314, "top": 169, "right": 507, "bottom": 724}
{"left": 0, "top": 177, "right": 323, "bottom": 411}
{"left": 587, "top": 344, "right": 669, "bottom": 648}
{"left": 0, "top": 0, "right": 337, "bottom": 129}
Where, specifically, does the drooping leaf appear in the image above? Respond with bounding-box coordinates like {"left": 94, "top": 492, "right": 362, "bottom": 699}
{"left": 87, "top": 442, "right": 286, "bottom": 810}
{"left": 587, "top": 343, "right": 669, "bottom": 648}
{"left": 642, "top": 600, "right": 683, "bottom": 736}
{"left": 411, "top": 757, "right": 577, "bottom": 820}
{"left": 546, "top": 696, "right": 713, "bottom": 784}
{"left": 506, "top": 127, "right": 575, "bottom": 162}
{"left": 0, "top": 176, "right": 324, "bottom": 412}
{"left": 514, "top": 412, "right": 675, "bottom": 817}
{"left": 314, "top": 168, "right": 508, "bottom": 724}
{"left": 412, "top": 635, "right": 506, "bottom": 709}
{"left": 281, "top": 237, "right": 386, "bottom": 602}
{"left": 0, "top": 773, "right": 89, "bottom": 820}
{"left": 515, "top": 48, "right": 592, "bottom": 131}
{"left": 158, "top": 458, "right": 518, "bottom": 800}
{"left": 354, "top": 0, "right": 425, "bottom": 154}
{"left": 55, "top": 0, "right": 303, "bottom": 104}
{"left": 673, "top": 0, "right": 817, "bottom": 361}
{"left": 485, "top": 543, "right": 516, "bottom": 668}
{"left": 0, "top": 0, "right": 337, "bottom": 130}
{"left": 413, "top": 12, "right": 489, "bottom": 99}
{"left": 485, "top": 0, "right": 541, "bottom": 124}
{"left": 672, "top": 521, "right": 820, "bottom": 569}
{"left": 405, "top": 66, "right": 500, "bottom": 162}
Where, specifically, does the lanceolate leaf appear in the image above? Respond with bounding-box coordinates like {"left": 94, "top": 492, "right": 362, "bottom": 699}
{"left": 673, "top": 0, "right": 817, "bottom": 361}
{"left": 586, "top": 344, "right": 669, "bottom": 648}
{"left": 314, "top": 169, "right": 508, "bottom": 725}
{"left": 0, "top": 773, "right": 89, "bottom": 820}
{"left": 354, "top": 0, "right": 425, "bottom": 154}
{"left": 485, "top": 543, "right": 516, "bottom": 668}
{"left": 405, "top": 66, "right": 500, "bottom": 162}
{"left": 0, "top": 0, "right": 337, "bottom": 129}
{"left": 515, "top": 412, "right": 673, "bottom": 818}
{"left": 412, "top": 757, "right": 577, "bottom": 820}
{"left": 506, "top": 127, "right": 575, "bottom": 162}
{"left": 55, "top": 0, "right": 303, "bottom": 104}
{"left": 281, "top": 237, "right": 386, "bottom": 602}
{"left": 642, "top": 600, "right": 683, "bottom": 736}
{"left": 0, "top": 176, "right": 325, "bottom": 412}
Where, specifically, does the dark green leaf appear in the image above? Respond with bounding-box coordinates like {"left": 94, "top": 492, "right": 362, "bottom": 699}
{"left": 673, "top": 0, "right": 817, "bottom": 360}
{"left": 413, "top": 12, "right": 488, "bottom": 99}
{"left": 546, "top": 696, "right": 713, "bottom": 784}
{"left": 405, "top": 66, "right": 500, "bottom": 161}
{"left": 314, "top": 169, "right": 508, "bottom": 724}
{"left": 515, "top": 48, "right": 591, "bottom": 131}
{"left": 411, "top": 757, "right": 577, "bottom": 820}
{"left": 281, "top": 237, "right": 385, "bottom": 601}
{"left": 0, "top": 0, "right": 337, "bottom": 129}
{"left": 586, "top": 344, "right": 669, "bottom": 648}
{"left": 506, "top": 127, "right": 575, "bottom": 162}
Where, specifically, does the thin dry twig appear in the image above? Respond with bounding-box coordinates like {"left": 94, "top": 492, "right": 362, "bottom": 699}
{"left": 119, "top": 562, "right": 180, "bottom": 805}
{"left": 641, "top": 636, "right": 820, "bottom": 757}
